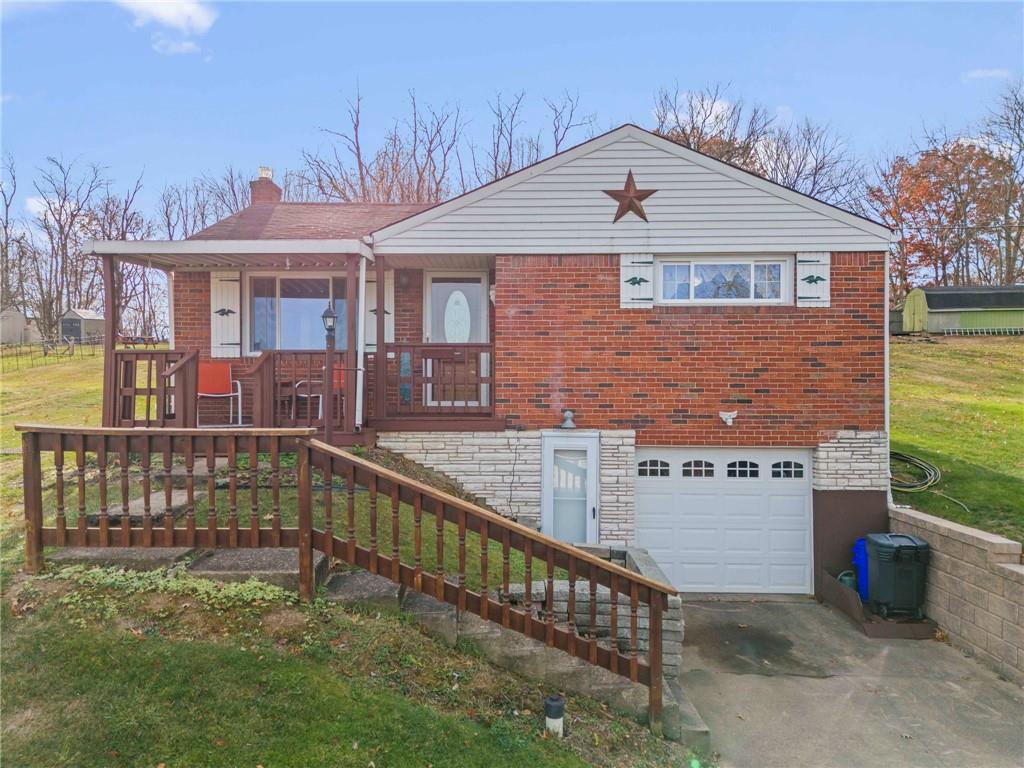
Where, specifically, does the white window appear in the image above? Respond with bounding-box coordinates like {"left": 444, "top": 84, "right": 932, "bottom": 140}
{"left": 681, "top": 459, "right": 714, "bottom": 478}
{"left": 638, "top": 459, "right": 670, "bottom": 477}
{"left": 655, "top": 257, "right": 791, "bottom": 305}
{"left": 772, "top": 460, "right": 805, "bottom": 479}
{"left": 727, "top": 460, "right": 760, "bottom": 478}
{"left": 248, "top": 274, "right": 350, "bottom": 353}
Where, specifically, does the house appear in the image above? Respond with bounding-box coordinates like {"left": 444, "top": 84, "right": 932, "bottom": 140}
{"left": 0, "top": 308, "right": 41, "bottom": 345}
{"left": 59, "top": 308, "right": 105, "bottom": 342}
{"left": 86, "top": 124, "right": 894, "bottom": 596}
{"left": 901, "top": 286, "right": 1024, "bottom": 334}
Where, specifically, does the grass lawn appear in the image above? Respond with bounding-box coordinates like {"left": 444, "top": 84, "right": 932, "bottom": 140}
{"left": 889, "top": 336, "right": 1024, "bottom": 543}
{"left": 2, "top": 568, "right": 694, "bottom": 767}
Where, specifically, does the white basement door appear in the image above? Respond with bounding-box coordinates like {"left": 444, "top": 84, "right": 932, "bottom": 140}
{"left": 635, "top": 448, "right": 813, "bottom": 594}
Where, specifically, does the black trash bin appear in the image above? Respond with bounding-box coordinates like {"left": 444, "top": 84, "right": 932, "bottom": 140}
{"left": 866, "top": 533, "right": 929, "bottom": 619}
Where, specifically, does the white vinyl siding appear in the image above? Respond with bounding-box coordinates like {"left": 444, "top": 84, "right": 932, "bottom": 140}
{"left": 210, "top": 271, "right": 241, "bottom": 358}
{"left": 373, "top": 129, "right": 891, "bottom": 255}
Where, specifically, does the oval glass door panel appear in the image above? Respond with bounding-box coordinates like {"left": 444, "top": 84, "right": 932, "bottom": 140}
{"left": 443, "top": 289, "right": 472, "bottom": 343}
{"left": 552, "top": 449, "right": 588, "bottom": 543}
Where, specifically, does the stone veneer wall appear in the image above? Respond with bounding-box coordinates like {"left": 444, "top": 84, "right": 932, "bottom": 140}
{"left": 890, "top": 507, "right": 1024, "bottom": 685}
{"left": 377, "top": 430, "right": 636, "bottom": 545}
{"left": 506, "top": 547, "right": 684, "bottom": 680}
{"left": 812, "top": 430, "right": 889, "bottom": 490}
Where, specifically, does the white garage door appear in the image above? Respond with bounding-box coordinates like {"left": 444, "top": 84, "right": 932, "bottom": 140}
{"left": 635, "top": 448, "right": 813, "bottom": 594}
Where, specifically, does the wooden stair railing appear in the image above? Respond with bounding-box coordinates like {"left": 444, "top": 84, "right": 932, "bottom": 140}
{"left": 108, "top": 350, "right": 198, "bottom": 427}
{"left": 18, "top": 425, "right": 676, "bottom": 732}
{"left": 303, "top": 439, "right": 676, "bottom": 729}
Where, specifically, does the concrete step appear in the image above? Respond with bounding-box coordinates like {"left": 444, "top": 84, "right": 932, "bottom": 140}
{"left": 323, "top": 570, "right": 403, "bottom": 607}
{"left": 84, "top": 488, "right": 190, "bottom": 527}
{"left": 187, "top": 548, "right": 328, "bottom": 592}
{"left": 47, "top": 546, "right": 195, "bottom": 570}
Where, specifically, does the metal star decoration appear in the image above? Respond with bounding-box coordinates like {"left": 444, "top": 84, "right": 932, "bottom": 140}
{"left": 603, "top": 170, "right": 656, "bottom": 223}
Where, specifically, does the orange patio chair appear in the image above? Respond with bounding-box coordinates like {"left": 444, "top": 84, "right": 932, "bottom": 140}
{"left": 197, "top": 361, "right": 243, "bottom": 426}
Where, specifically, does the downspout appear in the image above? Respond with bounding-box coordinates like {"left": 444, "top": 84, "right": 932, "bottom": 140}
{"left": 884, "top": 246, "right": 893, "bottom": 508}
{"left": 354, "top": 240, "right": 370, "bottom": 428}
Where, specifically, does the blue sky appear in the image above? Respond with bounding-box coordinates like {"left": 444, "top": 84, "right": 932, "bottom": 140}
{"left": 2, "top": 1, "right": 1021, "bottom": 214}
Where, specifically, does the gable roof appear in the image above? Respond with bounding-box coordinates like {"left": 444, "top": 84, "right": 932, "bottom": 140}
{"left": 372, "top": 124, "right": 892, "bottom": 255}
{"left": 921, "top": 286, "right": 1024, "bottom": 311}
{"left": 189, "top": 202, "right": 433, "bottom": 241}
{"left": 64, "top": 308, "right": 104, "bottom": 320}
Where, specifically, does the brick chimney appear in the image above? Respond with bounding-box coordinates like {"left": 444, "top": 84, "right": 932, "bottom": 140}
{"left": 250, "top": 166, "right": 282, "bottom": 204}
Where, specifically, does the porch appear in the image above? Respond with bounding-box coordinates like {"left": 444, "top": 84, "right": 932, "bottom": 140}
{"left": 95, "top": 247, "right": 502, "bottom": 443}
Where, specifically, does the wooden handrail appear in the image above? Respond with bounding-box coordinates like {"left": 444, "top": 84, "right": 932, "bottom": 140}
{"left": 162, "top": 350, "right": 199, "bottom": 378}
{"left": 307, "top": 438, "right": 676, "bottom": 597}
{"left": 15, "top": 423, "right": 317, "bottom": 437}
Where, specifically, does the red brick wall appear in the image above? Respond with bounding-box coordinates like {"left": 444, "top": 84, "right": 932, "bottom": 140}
{"left": 172, "top": 271, "right": 213, "bottom": 359}
{"left": 492, "top": 252, "right": 886, "bottom": 446}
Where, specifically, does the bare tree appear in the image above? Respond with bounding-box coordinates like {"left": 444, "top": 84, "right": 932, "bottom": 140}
{"left": 203, "top": 165, "right": 251, "bottom": 218}
{"left": 25, "top": 157, "right": 104, "bottom": 338}
{"left": 301, "top": 90, "right": 466, "bottom": 203}
{"left": 654, "top": 83, "right": 773, "bottom": 169}
{"left": 1, "top": 155, "right": 29, "bottom": 312}
{"left": 545, "top": 90, "right": 595, "bottom": 153}
{"left": 981, "top": 82, "right": 1024, "bottom": 285}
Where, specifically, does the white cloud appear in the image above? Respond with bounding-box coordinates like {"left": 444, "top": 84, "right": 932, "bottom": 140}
{"left": 25, "top": 196, "right": 47, "bottom": 218}
{"left": 961, "top": 68, "right": 1012, "bottom": 82}
{"left": 112, "top": 0, "right": 216, "bottom": 35}
{"left": 152, "top": 35, "right": 201, "bottom": 55}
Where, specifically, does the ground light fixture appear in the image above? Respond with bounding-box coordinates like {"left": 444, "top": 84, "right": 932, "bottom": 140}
{"left": 544, "top": 694, "right": 565, "bottom": 737}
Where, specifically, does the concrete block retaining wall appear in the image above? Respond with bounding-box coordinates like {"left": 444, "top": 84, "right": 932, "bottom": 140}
{"left": 506, "top": 547, "right": 684, "bottom": 679}
{"left": 890, "top": 507, "right": 1024, "bottom": 685}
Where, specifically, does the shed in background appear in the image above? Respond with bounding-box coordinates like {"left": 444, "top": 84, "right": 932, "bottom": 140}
{"left": 901, "top": 286, "right": 1024, "bottom": 334}
{"left": 59, "top": 308, "right": 105, "bottom": 342}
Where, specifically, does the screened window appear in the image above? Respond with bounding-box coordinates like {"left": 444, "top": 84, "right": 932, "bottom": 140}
{"left": 249, "top": 275, "right": 349, "bottom": 352}
{"left": 681, "top": 460, "right": 714, "bottom": 478}
{"left": 638, "top": 459, "right": 670, "bottom": 477}
{"left": 657, "top": 258, "right": 789, "bottom": 304}
{"left": 772, "top": 460, "right": 805, "bottom": 479}
{"left": 726, "top": 460, "right": 759, "bottom": 478}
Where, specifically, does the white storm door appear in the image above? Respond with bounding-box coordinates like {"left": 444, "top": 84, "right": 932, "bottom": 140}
{"left": 422, "top": 272, "right": 488, "bottom": 407}
{"left": 541, "top": 432, "right": 600, "bottom": 545}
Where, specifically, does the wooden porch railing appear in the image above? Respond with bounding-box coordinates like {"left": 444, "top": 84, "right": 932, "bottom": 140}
{"left": 251, "top": 351, "right": 352, "bottom": 433}
{"left": 107, "top": 350, "right": 199, "bottom": 428}
{"left": 18, "top": 424, "right": 675, "bottom": 731}
{"left": 372, "top": 342, "right": 494, "bottom": 418}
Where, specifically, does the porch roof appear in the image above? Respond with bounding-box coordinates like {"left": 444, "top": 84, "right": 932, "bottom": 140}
{"left": 84, "top": 238, "right": 374, "bottom": 270}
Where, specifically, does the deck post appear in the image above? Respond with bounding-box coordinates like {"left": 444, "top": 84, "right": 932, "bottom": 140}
{"left": 101, "top": 256, "right": 119, "bottom": 427}
{"left": 297, "top": 440, "right": 314, "bottom": 601}
{"left": 648, "top": 593, "right": 664, "bottom": 736}
{"left": 22, "top": 431, "right": 43, "bottom": 574}
{"left": 344, "top": 255, "right": 358, "bottom": 433}
{"left": 374, "top": 255, "right": 387, "bottom": 420}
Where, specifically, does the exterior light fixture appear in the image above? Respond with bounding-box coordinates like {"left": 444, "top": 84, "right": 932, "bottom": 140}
{"left": 544, "top": 694, "right": 565, "bottom": 738}
{"left": 719, "top": 410, "right": 737, "bottom": 426}
{"left": 560, "top": 409, "right": 576, "bottom": 429}
{"left": 321, "top": 304, "right": 337, "bottom": 335}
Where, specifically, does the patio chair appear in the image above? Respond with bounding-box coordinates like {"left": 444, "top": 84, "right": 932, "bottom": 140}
{"left": 293, "top": 365, "right": 345, "bottom": 421}
{"left": 197, "top": 361, "right": 243, "bottom": 426}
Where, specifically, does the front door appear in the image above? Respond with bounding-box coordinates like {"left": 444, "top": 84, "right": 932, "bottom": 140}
{"left": 423, "top": 273, "right": 488, "bottom": 406}
{"left": 541, "top": 432, "right": 600, "bottom": 544}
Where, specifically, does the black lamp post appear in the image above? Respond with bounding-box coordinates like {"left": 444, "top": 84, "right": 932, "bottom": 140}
{"left": 322, "top": 304, "right": 337, "bottom": 444}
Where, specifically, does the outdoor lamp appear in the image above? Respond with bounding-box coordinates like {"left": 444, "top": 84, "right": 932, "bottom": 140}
{"left": 322, "top": 304, "right": 337, "bottom": 335}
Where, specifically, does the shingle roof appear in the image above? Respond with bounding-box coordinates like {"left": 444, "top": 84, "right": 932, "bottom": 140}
{"left": 65, "top": 308, "right": 104, "bottom": 320}
{"left": 187, "top": 202, "right": 435, "bottom": 241}
{"left": 922, "top": 286, "right": 1024, "bottom": 310}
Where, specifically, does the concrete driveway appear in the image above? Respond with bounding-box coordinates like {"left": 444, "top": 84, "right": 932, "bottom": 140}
{"left": 680, "top": 597, "right": 1023, "bottom": 767}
